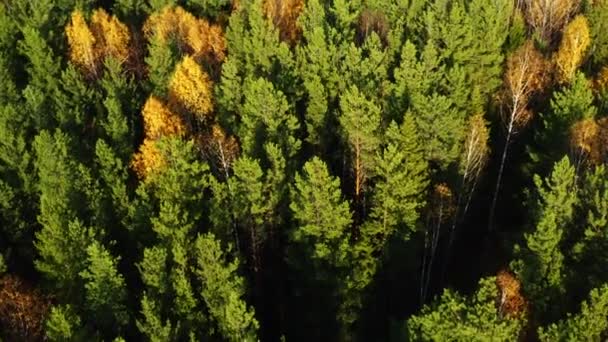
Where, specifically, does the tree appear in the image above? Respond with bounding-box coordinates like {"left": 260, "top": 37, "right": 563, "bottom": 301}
{"left": 446, "top": 112, "right": 489, "bottom": 273}
{"left": 194, "top": 233, "right": 259, "bottom": 341}
{"left": 522, "top": 0, "right": 580, "bottom": 43}
{"left": 79, "top": 242, "right": 129, "bottom": 332}
{"left": 488, "top": 41, "right": 548, "bottom": 231}
{"left": 33, "top": 131, "right": 95, "bottom": 297}
{"left": 90, "top": 8, "right": 132, "bottom": 66}
{"left": 45, "top": 305, "right": 84, "bottom": 341}
{"left": 339, "top": 85, "right": 381, "bottom": 204}
{"left": 291, "top": 157, "right": 352, "bottom": 266}
{"left": 555, "top": 15, "right": 591, "bottom": 84}
{"left": 168, "top": 56, "right": 214, "bottom": 121}
{"left": 407, "top": 277, "right": 525, "bottom": 341}
{"left": 143, "top": 6, "right": 225, "bottom": 65}
{"left": 369, "top": 118, "right": 428, "bottom": 246}
{"left": 238, "top": 77, "right": 300, "bottom": 165}
{"left": 536, "top": 72, "right": 597, "bottom": 176}
{"left": 65, "top": 10, "right": 99, "bottom": 78}
{"left": 264, "top": 0, "right": 304, "bottom": 44}
{"left": 512, "top": 157, "right": 577, "bottom": 319}
{"left": 587, "top": 0, "right": 608, "bottom": 69}
{"left": 538, "top": 284, "right": 608, "bottom": 341}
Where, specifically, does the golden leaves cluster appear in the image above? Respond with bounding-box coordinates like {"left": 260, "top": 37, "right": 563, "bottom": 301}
{"left": 143, "top": 6, "right": 226, "bottom": 64}
{"left": 65, "top": 9, "right": 131, "bottom": 78}
{"left": 131, "top": 96, "right": 186, "bottom": 179}
{"left": 168, "top": 56, "right": 214, "bottom": 120}
{"left": 555, "top": 15, "right": 591, "bottom": 84}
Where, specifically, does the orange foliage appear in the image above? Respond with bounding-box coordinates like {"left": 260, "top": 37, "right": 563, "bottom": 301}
{"left": 0, "top": 275, "right": 51, "bottom": 341}
{"left": 66, "top": 10, "right": 99, "bottom": 77}
{"left": 496, "top": 269, "right": 527, "bottom": 318}
{"left": 143, "top": 6, "right": 226, "bottom": 64}
{"left": 264, "top": 0, "right": 304, "bottom": 44}
{"left": 142, "top": 96, "right": 186, "bottom": 139}
{"left": 198, "top": 124, "right": 240, "bottom": 177}
{"left": 66, "top": 9, "right": 132, "bottom": 78}
{"left": 168, "top": 56, "right": 214, "bottom": 120}
{"left": 131, "top": 139, "right": 166, "bottom": 179}
{"left": 90, "top": 8, "right": 131, "bottom": 64}
{"left": 555, "top": 15, "right": 591, "bottom": 84}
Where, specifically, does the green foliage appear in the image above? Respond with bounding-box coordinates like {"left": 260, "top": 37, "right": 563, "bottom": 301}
{"left": 368, "top": 118, "right": 428, "bottom": 244}
{"left": 184, "top": 0, "right": 231, "bottom": 18}
{"left": 531, "top": 72, "right": 596, "bottom": 172}
{"left": 45, "top": 305, "right": 84, "bottom": 342}
{"left": 587, "top": 0, "right": 608, "bottom": 69}
{"left": 146, "top": 35, "right": 179, "bottom": 98}
{"left": 194, "top": 233, "right": 258, "bottom": 341}
{"left": 538, "top": 284, "right": 608, "bottom": 341}
{"left": 407, "top": 277, "right": 524, "bottom": 341}
{"left": 33, "top": 130, "right": 95, "bottom": 295}
{"left": 80, "top": 242, "right": 129, "bottom": 331}
{"left": 512, "top": 157, "right": 577, "bottom": 318}
{"left": 291, "top": 157, "right": 352, "bottom": 265}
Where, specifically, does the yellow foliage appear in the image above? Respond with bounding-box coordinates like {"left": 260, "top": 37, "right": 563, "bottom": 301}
{"left": 66, "top": 9, "right": 132, "bottom": 77}
{"left": 131, "top": 139, "right": 166, "bottom": 179}
{"left": 555, "top": 15, "right": 591, "bottom": 84}
{"left": 143, "top": 6, "right": 226, "bottom": 64}
{"left": 142, "top": 96, "right": 186, "bottom": 139}
{"left": 90, "top": 8, "right": 131, "bottom": 64}
{"left": 66, "top": 10, "right": 99, "bottom": 77}
{"left": 168, "top": 56, "right": 214, "bottom": 120}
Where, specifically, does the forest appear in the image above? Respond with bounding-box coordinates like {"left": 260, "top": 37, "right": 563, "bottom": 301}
{"left": 0, "top": 0, "right": 607, "bottom": 340}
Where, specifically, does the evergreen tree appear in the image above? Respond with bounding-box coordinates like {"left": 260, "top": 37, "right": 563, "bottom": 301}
{"left": 512, "top": 157, "right": 577, "bottom": 320}
{"left": 79, "top": 242, "right": 129, "bottom": 333}
{"left": 538, "top": 284, "right": 608, "bottom": 341}
{"left": 194, "top": 233, "right": 258, "bottom": 341}
{"left": 407, "top": 277, "right": 525, "bottom": 341}
{"left": 33, "top": 130, "right": 95, "bottom": 297}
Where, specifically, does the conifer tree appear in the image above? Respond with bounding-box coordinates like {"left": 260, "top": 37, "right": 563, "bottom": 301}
{"left": 512, "top": 157, "right": 577, "bottom": 319}
{"left": 33, "top": 130, "right": 95, "bottom": 297}
{"left": 538, "top": 284, "right": 608, "bottom": 341}
{"left": 291, "top": 157, "right": 352, "bottom": 267}
{"left": 194, "top": 233, "right": 259, "bottom": 341}
{"left": 79, "top": 242, "right": 129, "bottom": 332}
{"left": 407, "top": 277, "right": 525, "bottom": 341}
{"left": 339, "top": 85, "right": 381, "bottom": 203}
